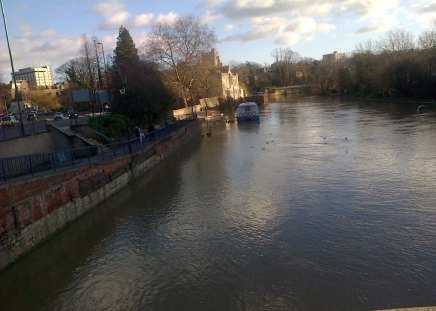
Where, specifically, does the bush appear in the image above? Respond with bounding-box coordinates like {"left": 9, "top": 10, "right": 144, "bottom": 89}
{"left": 89, "top": 113, "right": 133, "bottom": 141}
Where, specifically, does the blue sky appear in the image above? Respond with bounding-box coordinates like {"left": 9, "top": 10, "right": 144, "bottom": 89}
{"left": 0, "top": 0, "right": 434, "bottom": 81}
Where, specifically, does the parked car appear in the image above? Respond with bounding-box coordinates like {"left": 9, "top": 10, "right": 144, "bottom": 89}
{"left": 53, "top": 112, "right": 64, "bottom": 120}
{"left": 27, "top": 112, "right": 38, "bottom": 121}
{"left": 68, "top": 110, "right": 78, "bottom": 119}
{"left": 0, "top": 115, "right": 18, "bottom": 127}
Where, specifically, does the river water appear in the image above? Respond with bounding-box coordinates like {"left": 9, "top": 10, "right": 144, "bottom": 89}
{"left": 1, "top": 96, "right": 436, "bottom": 310}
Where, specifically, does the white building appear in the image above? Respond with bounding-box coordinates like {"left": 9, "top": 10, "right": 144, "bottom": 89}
{"left": 220, "top": 66, "right": 244, "bottom": 99}
{"left": 202, "top": 49, "right": 244, "bottom": 99}
{"left": 322, "top": 51, "right": 346, "bottom": 62}
{"left": 13, "top": 66, "right": 53, "bottom": 88}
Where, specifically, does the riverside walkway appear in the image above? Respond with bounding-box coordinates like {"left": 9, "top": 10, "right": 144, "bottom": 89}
{"left": 0, "top": 118, "right": 195, "bottom": 184}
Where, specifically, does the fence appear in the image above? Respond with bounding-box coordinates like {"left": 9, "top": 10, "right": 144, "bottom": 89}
{"left": 0, "top": 119, "right": 195, "bottom": 183}
{"left": 0, "top": 120, "right": 48, "bottom": 141}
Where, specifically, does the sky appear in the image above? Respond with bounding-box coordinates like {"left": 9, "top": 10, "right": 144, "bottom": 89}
{"left": 0, "top": 0, "right": 435, "bottom": 82}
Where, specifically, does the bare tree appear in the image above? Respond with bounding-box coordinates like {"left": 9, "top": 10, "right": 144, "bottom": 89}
{"left": 144, "top": 16, "right": 217, "bottom": 107}
{"left": 271, "top": 48, "right": 284, "bottom": 85}
{"left": 271, "top": 48, "right": 301, "bottom": 86}
{"left": 56, "top": 34, "right": 99, "bottom": 89}
{"left": 418, "top": 28, "right": 436, "bottom": 49}
{"left": 354, "top": 39, "right": 376, "bottom": 54}
{"left": 417, "top": 27, "right": 436, "bottom": 75}
{"left": 81, "top": 34, "right": 96, "bottom": 90}
{"left": 377, "top": 28, "right": 415, "bottom": 54}
{"left": 350, "top": 40, "right": 378, "bottom": 94}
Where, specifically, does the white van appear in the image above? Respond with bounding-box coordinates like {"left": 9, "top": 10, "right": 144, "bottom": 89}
{"left": 236, "top": 102, "right": 260, "bottom": 121}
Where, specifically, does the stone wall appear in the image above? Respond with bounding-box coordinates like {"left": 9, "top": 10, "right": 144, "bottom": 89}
{"left": 0, "top": 125, "right": 96, "bottom": 158}
{"left": 0, "top": 121, "right": 200, "bottom": 271}
{"left": 0, "top": 132, "right": 56, "bottom": 158}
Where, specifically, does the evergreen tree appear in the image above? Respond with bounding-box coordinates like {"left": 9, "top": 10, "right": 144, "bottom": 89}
{"left": 110, "top": 26, "right": 174, "bottom": 126}
{"left": 114, "top": 26, "right": 139, "bottom": 70}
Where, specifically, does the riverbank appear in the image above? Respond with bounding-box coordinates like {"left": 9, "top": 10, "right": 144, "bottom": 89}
{"left": 0, "top": 120, "right": 201, "bottom": 271}
{"left": 338, "top": 94, "right": 436, "bottom": 106}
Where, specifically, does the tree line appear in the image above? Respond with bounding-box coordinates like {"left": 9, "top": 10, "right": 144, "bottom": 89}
{"left": 230, "top": 27, "right": 436, "bottom": 100}
{"left": 54, "top": 16, "right": 219, "bottom": 136}
{"left": 6, "top": 17, "right": 431, "bottom": 137}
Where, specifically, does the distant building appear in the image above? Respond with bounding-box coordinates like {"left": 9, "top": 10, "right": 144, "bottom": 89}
{"left": 201, "top": 49, "right": 244, "bottom": 99}
{"left": 202, "top": 48, "right": 222, "bottom": 68}
{"left": 11, "top": 80, "right": 30, "bottom": 101}
{"left": 13, "top": 65, "right": 53, "bottom": 88}
{"left": 322, "top": 51, "right": 346, "bottom": 62}
{"left": 220, "top": 66, "right": 244, "bottom": 99}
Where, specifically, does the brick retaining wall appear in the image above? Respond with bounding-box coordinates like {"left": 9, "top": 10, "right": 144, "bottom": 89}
{"left": 0, "top": 121, "right": 200, "bottom": 271}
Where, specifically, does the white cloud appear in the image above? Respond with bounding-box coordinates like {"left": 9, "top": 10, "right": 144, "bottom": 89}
{"left": 133, "top": 13, "right": 155, "bottom": 28}
{"left": 210, "top": 0, "right": 429, "bottom": 48}
{"left": 215, "top": 0, "right": 335, "bottom": 19}
{"left": 409, "top": 0, "right": 436, "bottom": 29}
{"left": 154, "top": 11, "right": 179, "bottom": 24}
{"left": 200, "top": 0, "right": 226, "bottom": 8}
{"left": 355, "top": 16, "right": 398, "bottom": 34}
{"left": 91, "top": 1, "right": 130, "bottom": 30}
{"left": 19, "top": 24, "right": 33, "bottom": 37}
{"left": 41, "top": 29, "right": 57, "bottom": 37}
{"left": 0, "top": 30, "right": 83, "bottom": 80}
{"left": 221, "top": 14, "right": 335, "bottom": 47}
{"left": 225, "top": 24, "right": 237, "bottom": 30}
{"left": 342, "top": 0, "right": 400, "bottom": 20}
{"left": 275, "top": 32, "right": 300, "bottom": 45}
{"left": 200, "top": 10, "right": 220, "bottom": 24}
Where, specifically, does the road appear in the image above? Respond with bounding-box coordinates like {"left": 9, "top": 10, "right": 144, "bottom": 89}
{"left": 0, "top": 113, "right": 90, "bottom": 141}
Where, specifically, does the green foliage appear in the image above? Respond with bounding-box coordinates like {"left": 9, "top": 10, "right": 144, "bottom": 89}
{"left": 109, "top": 26, "right": 174, "bottom": 126}
{"left": 111, "top": 81, "right": 173, "bottom": 127}
{"left": 89, "top": 113, "right": 133, "bottom": 140}
{"left": 114, "top": 26, "right": 139, "bottom": 70}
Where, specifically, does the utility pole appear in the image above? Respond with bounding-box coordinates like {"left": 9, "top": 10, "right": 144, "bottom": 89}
{"left": 94, "top": 40, "right": 104, "bottom": 112}
{"left": 1, "top": 0, "right": 24, "bottom": 135}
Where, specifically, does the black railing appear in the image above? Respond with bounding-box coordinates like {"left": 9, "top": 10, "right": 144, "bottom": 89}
{"left": 0, "top": 120, "right": 48, "bottom": 141}
{"left": 0, "top": 119, "right": 195, "bottom": 183}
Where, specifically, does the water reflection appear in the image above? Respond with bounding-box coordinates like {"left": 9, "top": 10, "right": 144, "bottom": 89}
{"left": 237, "top": 120, "right": 260, "bottom": 132}
{"left": 2, "top": 97, "right": 436, "bottom": 311}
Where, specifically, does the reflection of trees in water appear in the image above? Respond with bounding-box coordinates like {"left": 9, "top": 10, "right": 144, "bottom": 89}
{"left": 0, "top": 139, "right": 201, "bottom": 311}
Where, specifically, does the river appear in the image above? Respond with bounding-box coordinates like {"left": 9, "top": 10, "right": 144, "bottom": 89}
{"left": 1, "top": 96, "right": 436, "bottom": 310}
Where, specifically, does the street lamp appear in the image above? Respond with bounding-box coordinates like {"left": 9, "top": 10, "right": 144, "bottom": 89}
{"left": 97, "top": 42, "right": 109, "bottom": 89}
{"left": 93, "top": 40, "right": 102, "bottom": 90}
{"left": 1, "top": 0, "right": 24, "bottom": 135}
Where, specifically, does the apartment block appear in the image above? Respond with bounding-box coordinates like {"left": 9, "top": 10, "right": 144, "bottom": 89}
{"left": 322, "top": 51, "right": 346, "bottom": 62}
{"left": 13, "top": 65, "right": 53, "bottom": 88}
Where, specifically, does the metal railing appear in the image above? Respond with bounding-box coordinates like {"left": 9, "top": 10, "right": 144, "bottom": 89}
{"left": 0, "top": 119, "right": 48, "bottom": 141}
{"left": 0, "top": 119, "right": 196, "bottom": 183}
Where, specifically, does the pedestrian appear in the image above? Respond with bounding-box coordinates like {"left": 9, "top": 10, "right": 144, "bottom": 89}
{"left": 134, "top": 126, "right": 140, "bottom": 138}
{"left": 147, "top": 124, "right": 155, "bottom": 141}
{"left": 147, "top": 124, "right": 155, "bottom": 133}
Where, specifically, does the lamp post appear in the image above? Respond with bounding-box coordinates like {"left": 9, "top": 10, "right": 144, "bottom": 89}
{"left": 97, "top": 42, "right": 109, "bottom": 89}
{"left": 1, "top": 0, "right": 24, "bottom": 135}
{"left": 93, "top": 40, "right": 102, "bottom": 90}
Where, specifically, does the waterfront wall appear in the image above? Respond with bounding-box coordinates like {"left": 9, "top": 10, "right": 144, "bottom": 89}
{"left": 0, "top": 121, "right": 200, "bottom": 271}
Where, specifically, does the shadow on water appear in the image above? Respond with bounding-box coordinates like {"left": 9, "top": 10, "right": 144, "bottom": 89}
{"left": 0, "top": 138, "right": 201, "bottom": 311}
{"left": 237, "top": 120, "right": 260, "bottom": 132}
{"left": 3, "top": 96, "right": 436, "bottom": 310}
